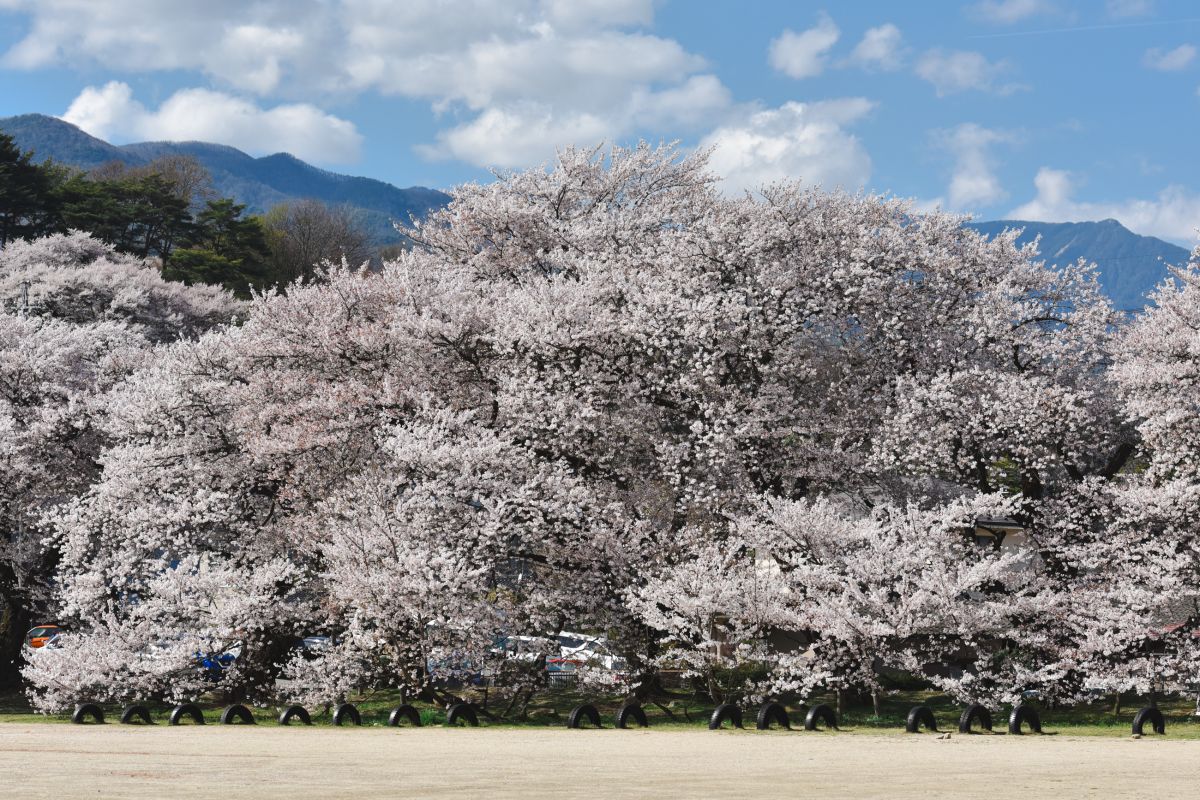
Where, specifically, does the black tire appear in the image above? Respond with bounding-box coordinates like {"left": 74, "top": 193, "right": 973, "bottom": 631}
{"left": 446, "top": 703, "right": 479, "bottom": 727}
{"left": 72, "top": 703, "right": 104, "bottom": 724}
{"left": 614, "top": 703, "right": 649, "bottom": 729}
{"left": 120, "top": 705, "right": 152, "bottom": 725}
{"left": 169, "top": 703, "right": 205, "bottom": 725}
{"left": 958, "top": 704, "right": 992, "bottom": 733}
{"left": 1132, "top": 706, "right": 1166, "bottom": 736}
{"left": 567, "top": 704, "right": 602, "bottom": 729}
{"left": 387, "top": 704, "right": 421, "bottom": 727}
{"left": 804, "top": 704, "right": 838, "bottom": 731}
{"left": 220, "top": 704, "right": 255, "bottom": 725}
{"left": 332, "top": 703, "right": 361, "bottom": 726}
{"left": 756, "top": 702, "right": 791, "bottom": 730}
{"left": 708, "top": 703, "right": 744, "bottom": 730}
{"left": 278, "top": 705, "right": 312, "bottom": 726}
{"left": 905, "top": 705, "right": 937, "bottom": 733}
{"left": 1008, "top": 705, "right": 1042, "bottom": 735}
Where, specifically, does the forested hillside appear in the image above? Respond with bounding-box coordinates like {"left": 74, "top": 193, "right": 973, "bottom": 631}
{"left": 0, "top": 114, "right": 448, "bottom": 244}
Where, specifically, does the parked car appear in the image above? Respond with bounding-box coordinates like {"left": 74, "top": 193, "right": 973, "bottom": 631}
{"left": 497, "top": 631, "right": 628, "bottom": 683}
{"left": 25, "top": 625, "right": 61, "bottom": 649}
{"left": 556, "top": 632, "right": 628, "bottom": 673}
{"left": 195, "top": 642, "right": 241, "bottom": 681}
{"left": 301, "top": 635, "right": 331, "bottom": 653}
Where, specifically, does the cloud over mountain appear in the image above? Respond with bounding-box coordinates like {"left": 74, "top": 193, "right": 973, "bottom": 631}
{"left": 2, "top": 0, "right": 735, "bottom": 169}
{"left": 62, "top": 82, "right": 362, "bottom": 165}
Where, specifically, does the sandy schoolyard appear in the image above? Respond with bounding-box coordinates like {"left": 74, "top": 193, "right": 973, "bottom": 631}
{"left": 1, "top": 724, "right": 1197, "bottom": 798}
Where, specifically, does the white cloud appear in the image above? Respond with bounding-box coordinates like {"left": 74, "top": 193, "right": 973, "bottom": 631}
{"left": 2, "top": 0, "right": 731, "bottom": 170}
{"left": 915, "top": 50, "right": 1020, "bottom": 96}
{"left": 935, "top": 123, "right": 1014, "bottom": 210}
{"left": 1010, "top": 167, "right": 1200, "bottom": 244}
{"left": 1143, "top": 44, "right": 1196, "bottom": 71}
{"left": 769, "top": 13, "right": 841, "bottom": 79}
{"left": 419, "top": 105, "right": 613, "bottom": 168}
{"left": 1, "top": 0, "right": 315, "bottom": 94}
{"left": 421, "top": 75, "right": 733, "bottom": 168}
{"left": 847, "top": 24, "right": 905, "bottom": 71}
{"left": 542, "top": 0, "right": 655, "bottom": 29}
{"left": 699, "top": 99, "right": 874, "bottom": 195}
{"left": 1107, "top": 0, "right": 1154, "bottom": 17}
{"left": 205, "top": 25, "right": 307, "bottom": 95}
{"left": 62, "top": 81, "right": 362, "bottom": 164}
{"left": 629, "top": 75, "right": 734, "bottom": 130}
{"left": 970, "top": 0, "right": 1056, "bottom": 24}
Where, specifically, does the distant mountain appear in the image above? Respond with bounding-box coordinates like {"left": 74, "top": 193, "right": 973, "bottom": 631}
{"left": 0, "top": 114, "right": 449, "bottom": 244}
{"left": 968, "top": 218, "right": 1191, "bottom": 312}
{"left": 2, "top": 114, "right": 1190, "bottom": 305}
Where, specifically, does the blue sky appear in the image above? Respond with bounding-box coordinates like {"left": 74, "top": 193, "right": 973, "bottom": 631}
{"left": 2, "top": 0, "right": 1199, "bottom": 243}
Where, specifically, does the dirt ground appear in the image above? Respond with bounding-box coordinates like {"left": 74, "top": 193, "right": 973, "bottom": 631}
{"left": 1, "top": 724, "right": 1198, "bottom": 799}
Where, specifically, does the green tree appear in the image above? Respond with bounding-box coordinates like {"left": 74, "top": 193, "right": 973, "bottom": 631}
{"left": 57, "top": 171, "right": 192, "bottom": 258}
{"left": 164, "top": 198, "right": 273, "bottom": 297}
{"left": 0, "top": 133, "right": 58, "bottom": 247}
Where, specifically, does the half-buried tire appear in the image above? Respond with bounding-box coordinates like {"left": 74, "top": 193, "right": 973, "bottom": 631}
{"left": 804, "top": 704, "right": 838, "bottom": 731}
{"left": 567, "top": 704, "right": 602, "bottom": 729}
{"left": 615, "top": 703, "right": 648, "bottom": 729}
{"left": 278, "top": 705, "right": 312, "bottom": 726}
{"left": 446, "top": 703, "right": 479, "bottom": 727}
{"left": 708, "top": 704, "right": 744, "bottom": 730}
{"left": 756, "top": 702, "right": 791, "bottom": 730}
{"left": 958, "top": 704, "right": 992, "bottom": 733}
{"left": 72, "top": 703, "right": 104, "bottom": 724}
{"left": 220, "top": 704, "right": 255, "bottom": 725}
{"left": 120, "top": 705, "right": 152, "bottom": 725}
{"left": 169, "top": 704, "right": 205, "bottom": 725}
{"left": 905, "top": 705, "right": 937, "bottom": 733}
{"left": 1132, "top": 706, "right": 1166, "bottom": 736}
{"left": 332, "top": 703, "right": 361, "bottom": 726}
{"left": 1008, "top": 705, "right": 1042, "bottom": 735}
{"left": 387, "top": 704, "right": 421, "bottom": 727}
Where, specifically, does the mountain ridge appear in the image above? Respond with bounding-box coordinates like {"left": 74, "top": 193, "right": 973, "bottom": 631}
{"left": 0, "top": 113, "right": 448, "bottom": 244}
{"left": 2, "top": 114, "right": 1192, "bottom": 306}
{"left": 967, "top": 218, "right": 1191, "bottom": 311}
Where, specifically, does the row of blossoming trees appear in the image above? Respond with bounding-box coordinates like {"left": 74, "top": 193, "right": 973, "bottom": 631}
{"left": 3, "top": 144, "right": 1199, "bottom": 716}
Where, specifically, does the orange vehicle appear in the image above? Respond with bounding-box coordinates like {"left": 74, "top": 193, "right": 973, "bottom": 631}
{"left": 25, "top": 625, "right": 61, "bottom": 648}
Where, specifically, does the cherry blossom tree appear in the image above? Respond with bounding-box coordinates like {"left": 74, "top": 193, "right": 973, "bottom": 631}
{"left": 1089, "top": 251, "right": 1200, "bottom": 707}
{"left": 0, "top": 232, "right": 239, "bottom": 689}
{"left": 1, "top": 231, "right": 238, "bottom": 341}
{"left": 26, "top": 144, "right": 1178, "bottom": 714}
{"left": 0, "top": 315, "right": 146, "bottom": 686}
{"left": 278, "top": 407, "right": 635, "bottom": 710}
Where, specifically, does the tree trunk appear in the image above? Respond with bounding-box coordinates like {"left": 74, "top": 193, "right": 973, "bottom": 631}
{"left": 706, "top": 672, "right": 722, "bottom": 705}
{"left": 0, "top": 597, "right": 32, "bottom": 690}
{"left": 232, "top": 630, "right": 293, "bottom": 702}
{"left": 871, "top": 690, "right": 882, "bottom": 717}
{"left": 498, "top": 689, "right": 523, "bottom": 720}
{"left": 836, "top": 689, "right": 844, "bottom": 718}
{"left": 1112, "top": 693, "right": 1122, "bottom": 716}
